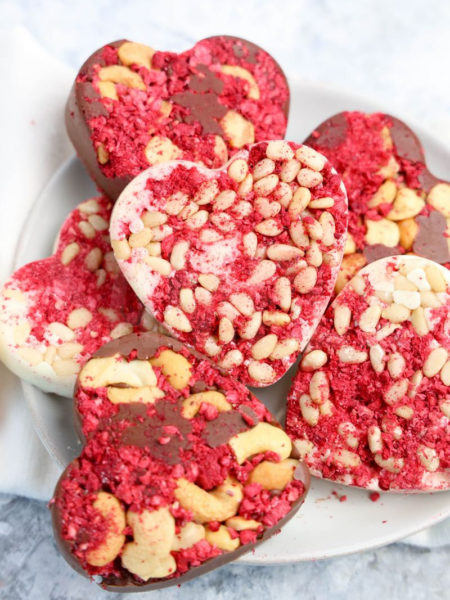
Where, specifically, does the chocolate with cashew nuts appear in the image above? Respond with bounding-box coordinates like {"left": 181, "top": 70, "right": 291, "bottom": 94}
{"left": 66, "top": 36, "right": 290, "bottom": 200}
{"left": 286, "top": 255, "right": 450, "bottom": 492}
{"left": 304, "top": 111, "right": 450, "bottom": 294}
{"left": 51, "top": 331, "right": 310, "bottom": 591}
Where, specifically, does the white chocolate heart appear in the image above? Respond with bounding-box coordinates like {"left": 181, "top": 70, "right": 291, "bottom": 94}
{"left": 111, "top": 141, "right": 348, "bottom": 386}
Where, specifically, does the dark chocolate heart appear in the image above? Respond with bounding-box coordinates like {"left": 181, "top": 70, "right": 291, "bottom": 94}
{"left": 51, "top": 332, "right": 309, "bottom": 591}
{"left": 67, "top": 36, "right": 290, "bottom": 200}
{"left": 304, "top": 112, "right": 450, "bottom": 293}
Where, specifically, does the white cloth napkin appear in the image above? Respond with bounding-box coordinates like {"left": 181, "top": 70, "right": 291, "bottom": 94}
{"left": 0, "top": 27, "right": 448, "bottom": 548}
{"left": 0, "top": 26, "right": 73, "bottom": 500}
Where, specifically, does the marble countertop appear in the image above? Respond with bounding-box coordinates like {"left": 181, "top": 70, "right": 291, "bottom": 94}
{"left": 1, "top": 494, "right": 449, "bottom": 600}
{"left": 1, "top": 0, "right": 449, "bottom": 598}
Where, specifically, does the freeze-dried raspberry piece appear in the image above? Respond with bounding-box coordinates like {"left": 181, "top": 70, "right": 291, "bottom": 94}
{"left": 305, "top": 112, "right": 450, "bottom": 293}
{"left": 110, "top": 141, "right": 348, "bottom": 387}
{"left": 51, "top": 332, "right": 309, "bottom": 591}
{"left": 286, "top": 255, "right": 450, "bottom": 492}
{"left": 0, "top": 196, "right": 162, "bottom": 397}
{"left": 67, "top": 36, "right": 290, "bottom": 200}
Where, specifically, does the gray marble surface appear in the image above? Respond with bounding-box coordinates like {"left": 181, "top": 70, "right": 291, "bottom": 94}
{"left": 1, "top": 494, "right": 449, "bottom": 600}
{"left": 1, "top": 0, "right": 450, "bottom": 598}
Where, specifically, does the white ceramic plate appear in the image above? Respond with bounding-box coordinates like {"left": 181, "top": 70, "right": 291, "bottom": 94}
{"left": 14, "top": 79, "right": 450, "bottom": 564}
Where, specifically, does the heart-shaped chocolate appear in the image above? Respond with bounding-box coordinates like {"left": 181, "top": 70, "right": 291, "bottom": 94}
{"left": 286, "top": 255, "right": 450, "bottom": 492}
{"left": 110, "top": 141, "right": 348, "bottom": 387}
{"left": 51, "top": 332, "right": 309, "bottom": 591}
{"left": 0, "top": 196, "right": 162, "bottom": 397}
{"left": 67, "top": 37, "right": 289, "bottom": 200}
{"left": 304, "top": 112, "right": 450, "bottom": 293}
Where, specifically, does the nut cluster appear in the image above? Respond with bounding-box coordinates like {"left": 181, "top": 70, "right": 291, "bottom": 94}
{"left": 287, "top": 255, "right": 450, "bottom": 491}
{"left": 111, "top": 141, "right": 347, "bottom": 386}
{"left": 53, "top": 337, "right": 307, "bottom": 587}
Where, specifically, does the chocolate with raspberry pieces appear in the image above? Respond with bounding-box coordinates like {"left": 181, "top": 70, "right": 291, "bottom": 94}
{"left": 67, "top": 36, "right": 289, "bottom": 200}
{"left": 110, "top": 140, "right": 348, "bottom": 387}
{"left": 286, "top": 255, "right": 450, "bottom": 492}
{"left": 51, "top": 332, "right": 309, "bottom": 591}
{"left": 0, "top": 196, "right": 161, "bottom": 397}
{"left": 305, "top": 112, "right": 450, "bottom": 293}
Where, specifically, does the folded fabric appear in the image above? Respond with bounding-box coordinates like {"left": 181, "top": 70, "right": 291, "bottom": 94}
{"left": 0, "top": 26, "right": 73, "bottom": 500}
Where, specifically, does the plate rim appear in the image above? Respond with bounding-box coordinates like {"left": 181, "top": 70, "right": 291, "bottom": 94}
{"left": 14, "top": 76, "right": 450, "bottom": 564}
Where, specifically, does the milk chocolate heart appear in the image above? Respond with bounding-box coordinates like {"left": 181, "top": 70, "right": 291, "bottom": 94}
{"left": 0, "top": 196, "right": 162, "bottom": 396}
{"left": 286, "top": 255, "right": 450, "bottom": 492}
{"left": 67, "top": 36, "right": 290, "bottom": 200}
{"left": 304, "top": 112, "right": 450, "bottom": 293}
{"left": 51, "top": 332, "right": 309, "bottom": 591}
{"left": 110, "top": 141, "right": 348, "bottom": 387}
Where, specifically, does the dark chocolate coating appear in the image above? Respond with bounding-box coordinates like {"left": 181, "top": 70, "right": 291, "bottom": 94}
{"left": 52, "top": 460, "right": 309, "bottom": 593}
{"left": 52, "top": 331, "right": 310, "bottom": 592}
{"left": 304, "top": 112, "right": 441, "bottom": 193}
{"left": 413, "top": 212, "right": 450, "bottom": 263}
{"left": 363, "top": 244, "right": 401, "bottom": 263}
{"left": 203, "top": 406, "right": 258, "bottom": 448}
{"left": 113, "top": 400, "right": 193, "bottom": 463}
{"left": 304, "top": 112, "right": 450, "bottom": 265}
{"left": 65, "top": 40, "right": 130, "bottom": 200}
{"left": 72, "top": 332, "right": 219, "bottom": 443}
{"left": 66, "top": 36, "right": 290, "bottom": 201}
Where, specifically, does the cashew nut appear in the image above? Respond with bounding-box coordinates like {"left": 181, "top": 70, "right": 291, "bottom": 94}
{"left": 86, "top": 492, "right": 126, "bottom": 567}
{"left": 107, "top": 385, "right": 164, "bottom": 404}
{"left": 335, "top": 254, "right": 367, "bottom": 294}
{"left": 225, "top": 516, "right": 261, "bottom": 531}
{"left": 98, "top": 65, "right": 146, "bottom": 90}
{"left": 171, "top": 522, "right": 205, "bottom": 551}
{"left": 121, "top": 507, "right": 176, "bottom": 580}
{"left": 220, "top": 110, "right": 255, "bottom": 148}
{"left": 387, "top": 188, "right": 425, "bottom": 221}
{"left": 97, "top": 81, "right": 118, "bottom": 100}
{"left": 174, "top": 477, "right": 243, "bottom": 523}
{"left": 182, "top": 390, "right": 231, "bottom": 418}
{"left": 228, "top": 422, "right": 292, "bottom": 464}
{"left": 150, "top": 350, "right": 192, "bottom": 390}
{"left": 79, "top": 355, "right": 157, "bottom": 388}
{"left": 427, "top": 183, "right": 450, "bottom": 217}
{"left": 221, "top": 65, "right": 260, "bottom": 100}
{"left": 248, "top": 458, "right": 298, "bottom": 490}
{"left": 144, "top": 136, "right": 182, "bottom": 165}
{"left": 205, "top": 525, "right": 240, "bottom": 551}
{"left": 118, "top": 41, "right": 155, "bottom": 70}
